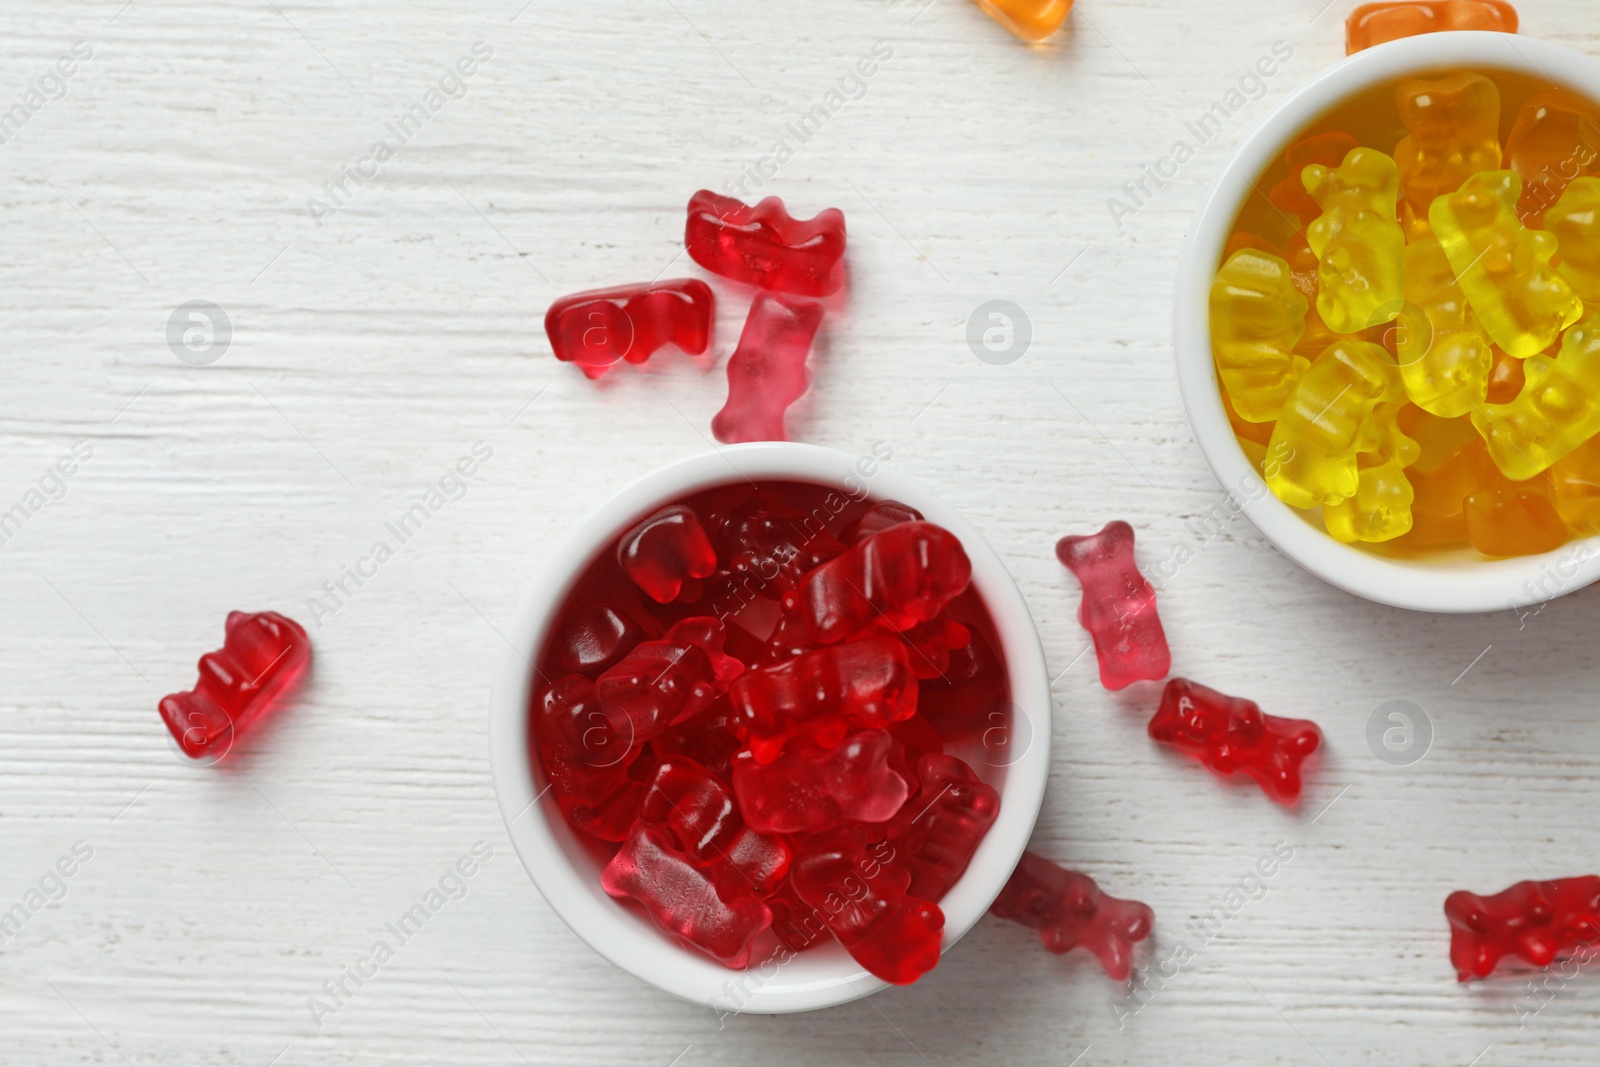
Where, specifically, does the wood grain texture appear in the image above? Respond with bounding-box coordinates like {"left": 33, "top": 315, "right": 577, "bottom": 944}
{"left": 2, "top": 1, "right": 1598, "bottom": 1063}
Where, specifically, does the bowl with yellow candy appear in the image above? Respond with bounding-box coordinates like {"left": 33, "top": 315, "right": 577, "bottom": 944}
{"left": 1176, "top": 31, "right": 1600, "bottom": 613}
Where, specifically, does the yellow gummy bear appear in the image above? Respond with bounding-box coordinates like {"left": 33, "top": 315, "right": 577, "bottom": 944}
{"left": 1543, "top": 176, "right": 1600, "bottom": 302}
{"left": 1303, "top": 148, "right": 1406, "bottom": 335}
{"left": 1394, "top": 72, "right": 1502, "bottom": 218}
{"left": 1324, "top": 401, "right": 1419, "bottom": 543}
{"left": 1209, "top": 249, "right": 1309, "bottom": 422}
{"left": 1396, "top": 237, "right": 1493, "bottom": 418}
{"left": 1473, "top": 313, "right": 1600, "bottom": 481}
{"left": 1266, "top": 340, "right": 1406, "bottom": 509}
{"left": 1429, "top": 170, "right": 1583, "bottom": 359}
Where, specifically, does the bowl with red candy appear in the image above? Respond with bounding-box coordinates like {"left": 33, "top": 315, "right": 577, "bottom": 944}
{"left": 488, "top": 442, "right": 1051, "bottom": 1012}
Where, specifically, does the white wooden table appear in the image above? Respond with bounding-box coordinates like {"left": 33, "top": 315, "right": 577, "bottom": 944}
{"left": 4, "top": 1, "right": 1599, "bottom": 1063}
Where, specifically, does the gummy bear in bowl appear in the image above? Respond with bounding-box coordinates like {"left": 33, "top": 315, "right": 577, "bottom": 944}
{"left": 1177, "top": 32, "right": 1600, "bottom": 612}
{"left": 488, "top": 443, "right": 1050, "bottom": 1012}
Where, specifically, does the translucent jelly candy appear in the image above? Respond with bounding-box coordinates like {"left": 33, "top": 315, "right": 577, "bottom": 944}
{"left": 989, "top": 853, "right": 1154, "bottom": 981}
{"left": 709, "top": 490, "right": 845, "bottom": 598}
{"left": 972, "top": 0, "right": 1074, "bottom": 41}
{"left": 840, "top": 500, "right": 922, "bottom": 544}
{"left": 786, "top": 521, "right": 972, "bottom": 644}
{"left": 728, "top": 634, "right": 918, "bottom": 764}
{"left": 602, "top": 822, "right": 772, "bottom": 967}
{"left": 710, "top": 291, "right": 825, "bottom": 444}
{"left": 544, "top": 279, "right": 714, "bottom": 379}
{"left": 1323, "top": 455, "right": 1417, "bottom": 543}
{"left": 553, "top": 602, "right": 650, "bottom": 677}
{"left": 1446, "top": 876, "right": 1600, "bottom": 981}
{"left": 159, "top": 611, "right": 311, "bottom": 761}
{"left": 616, "top": 504, "right": 718, "bottom": 604}
{"left": 639, "top": 756, "right": 791, "bottom": 898}
{"left": 1303, "top": 148, "right": 1406, "bottom": 335}
{"left": 1345, "top": 1, "right": 1518, "bottom": 54}
{"left": 1396, "top": 237, "right": 1493, "bottom": 417}
{"left": 918, "top": 627, "right": 1007, "bottom": 741}
{"left": 532, "top": 675, "right": 642, "bottom": 841}
{"left": 887, "top": 753, "right": 999, "bottom": 901}
{"left": 1148, "top": 678, "right": 1322, "bottom": 805}
{"left": 791, "top": 843, "right": 944, "bottom": 985}
{"left": 1429, "top": 170, "right": 1583, "bottom": 359}
{"left": 895, "top": 616, "right": 970, "bottom": 681}
{"left": 1054, "top": 521, "right": 1170, "bottom": 691}
{"left": 1208, "top": 249, "right": 1309, "bottom": 423}
{"left": 1393, "top": 72, "right": 1501, "bottom": 220}
{"left": 1269, "top": 132, "right": 1361, "bottom": 227}
{"left": 1505, "top": 91, "right": 1600, "bottom": 226}
{"left": 1487, "top": 347, "right": 1526, "bottom": 403}
{"left": 1474, "top": 314, "right": 1600, "bottom": 480}
{"left": 1266, "top": 340, "right": 1406, "bottom": 510}
{"left": 685, "top": 190, "right": 846, "bottom": 297}
{"left": 731, "top": 730, "right": 909, "bottom": 834}
{"left": 1462, "top": 439, "right": 1567, "bottom": 556}
{"left": 1550, "top": 436, "right": 1600, "bottom": 535}
{"left": 595, "top": 617, "right": 742, "bottom": 745}
{"left": 1543, "top": 177, "right": 1600, "bottom": 302}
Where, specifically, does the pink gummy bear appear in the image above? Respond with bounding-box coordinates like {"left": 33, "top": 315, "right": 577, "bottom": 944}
{"left": 784, "top": 521, "right": 973, "bottom": 644}
{"left": 1446, "top": 876, "right": 1600, "bottom": 981}
{"left": 602, "top": 822, "right": 772, "bottom": 968}
{"left": 726, "top": 633, "right": 919, "bottom": 764}
{"left": 989, "top": 852, "right": 1154, "bottom": 981}
{"left": 616, "top": 504, "right": 718, "bottom": 604}
{"left": 1055, "top": 521, "right": 1171, "bottom": 691}
{"left": 710, "top": 291, "right": 824, "bottom": 444}
{"left": 1148, "top": 678, "right": 1322, "bottom": 805}
{"left": 731, "top": 729, "right": 909, "bottom": 834}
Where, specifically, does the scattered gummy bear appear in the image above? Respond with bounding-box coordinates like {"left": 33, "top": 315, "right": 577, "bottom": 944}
{"left": 1446, "top": 875, "right": 1600, "bottom": 981}
{"left": 1303, "top": 148, "right": 1407, "bottom": 334}
{"left": 1054, "top": 521, "right": 1171, "bottom": 691}
{"left": 1345, "top": 1, "right": 1518, "bottom": 54}
{"left": 685, "top": 190, "right": 846, "bottom": 297}
{"left": 972, "top": 0, "right": 1074, "bottom": 41}
{"left": 1429, "top": 170, "right": 1582, "bottom": 359}
{"left": 1394, "top": 71, "right": 1502, "bottom": 221}
{"left": 1396, "top": 237, "right": 1493, "bottom": 418}
{"left": 544, "top": 279, "right": 714, "bottom": 379}
{"left": 1473, "top": 313, "right": 1600, "bottom": 480}
{"left": 158, "top": 611, "right": 311, "bottom": 762}
{"left": 990, "top": 852, "right": 1154, "bottom": 981}
{"left": 1208, "top": 249, "right": 1309, "bottom": 422}
{"left": 1148, "top": 678, "right": 1322, "bottom": 805}
{"left": 1542, "top": 177, "right": 1600, "bottom": 302}
{"left": 711, "top": 291, "right": 824, "bottom": 444}
{"left": 1266, "top": 340, "right": 1406, "bottom": 510}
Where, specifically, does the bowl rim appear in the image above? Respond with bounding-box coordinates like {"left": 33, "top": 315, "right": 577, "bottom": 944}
{"left": 487, "top": 441, "right": 1053, "bottom": 1013}
{"left": 1174, "top": 30, "right": 1600, "bottom": 614}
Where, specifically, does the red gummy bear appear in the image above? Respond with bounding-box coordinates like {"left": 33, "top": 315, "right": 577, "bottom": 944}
{"left": 990, "top": 853, "right": 1153, "bottom": 981}
{"left": 894, "top": 616, "right": 971, "bottom": 681}
{"left": 532, "top": 675, "right": 643, "bottom": 841}
{"left": 1446, "top": 876, "right": 1600, "bottom": 981}
{"left": 553, "top": 602, "right": 650, "bottom": 677}
{"left": 1267, "top": 132, "right": 1361, "bottom": 226}
{"left": 602, "top": 822, "right": 772, "bottom": 968}
{"left": 709, "top": 490, "right": 846, "bottom": 599}
{"left": 684, "top": 189, "right": 847, "bottom": 297}
{"left": 158, "top": 610, "right": 310, "bottom": 761}
{"left": 727, "top": 634, "right": 919, "bottom": 764}
{"left": 616, "top": 505, "right": 718, "bottom": 604}
{"left": 887, "top": 754, "right": 1000, "bottom": 901}
{"left": 1148, "top": 678, "right": 1321, "bottom": 805}
{"left": 786, "top": 521, "right": 973, "bottom": 644}
{"left": 791, "top": 844, "right": 944, "bottom": 985}
{"left": 1055, "top": 521, "right": 1171, "bottom": 691}
{"left": 731, "top": 730, "right": 909, "bottom": 834}
{"left": 710, "top": 291, "right": 824, "bottom": 444}
{"left": 544, "top": 279, "right": 714, "bottom": 379}
{"left": 639, "top": 756, "right": 791, "bottom": 898}
{"left": 595, "top": 617, "right": 742, "bottom": 746}
{"left": 917, "top": 627, "right": 1007, "bottom": 741}
{"left": 839, "top": 500, "right": 922, "bottom": 544}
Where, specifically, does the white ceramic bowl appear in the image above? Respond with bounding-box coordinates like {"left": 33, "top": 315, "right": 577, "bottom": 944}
{"left": 1176, "top": 32, "right": 1600, "bottom": 613}
{"left": 488, "top": 442, "right": 1051, "bottom": 1013}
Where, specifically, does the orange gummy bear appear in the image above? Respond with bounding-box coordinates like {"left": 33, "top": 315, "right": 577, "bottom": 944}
{"left": 1504, "top": 91, "right": 1600, "bottom": 226}
{"left": 1462, "top": 441, "right": 1567, "bottom": 557}
{"left": 1547, "top": 435, "right": 1600, "bottom": 537}
{"left": 1485, "top": 349, "right": 1525, "bottom": 405}
{"left": 1269, "top": 132, "right": 1361, "bottom": 227}
{"left": 973, "top": 0, "right": 1074, "bottom": 41}
{"left": 1345, "top": 2, "right": 1518, "bottom": 55}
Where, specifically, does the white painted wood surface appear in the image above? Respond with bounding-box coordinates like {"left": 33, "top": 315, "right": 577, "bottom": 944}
{"left": 3, "top": 1, "right": 1599, "bottom": 1063}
